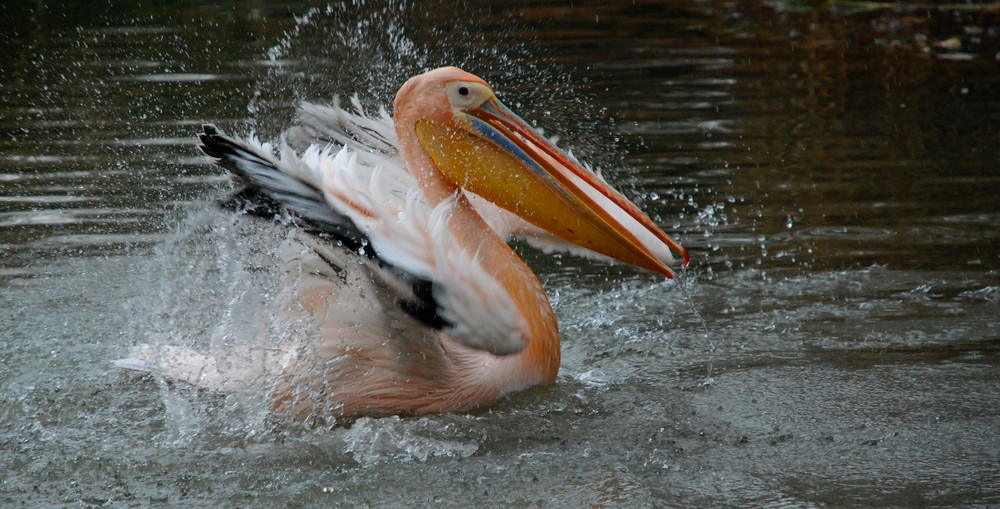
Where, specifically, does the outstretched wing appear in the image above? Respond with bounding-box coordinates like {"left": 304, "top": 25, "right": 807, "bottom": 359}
{"left": 198, "top": 113, "right": 528, "bottom": 356}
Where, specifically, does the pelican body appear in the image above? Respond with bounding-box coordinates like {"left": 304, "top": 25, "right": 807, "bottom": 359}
{"left": 121, "top": 67, "right": 687, "bottom": 420}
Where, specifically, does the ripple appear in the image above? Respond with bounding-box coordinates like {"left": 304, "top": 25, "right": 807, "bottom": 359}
{"left": 663, "top": 77, "right": 737, "bottom": 86}
{"left": 32, "top": 233, "right": 165, "bottom": 248}
{"left": 960, "top": 286, "right": 1000, "bottom": 303}
{"left": 617, "top": 118, "right": 737, "bottom": 136}
{"left": 0, "top": 208, "right": 156, "bottom": 227}
{"left": 108, "top": 137, "right": 197, "bottom": 146}
{"left": 938, "top": 213, "right": 1000, "bottom": 225}
{"left": 794, "top": 226, "right": 895, "bottom": 241}
{"left": 0, "top": 195, "right": 96, "bottom": 204}
{"left": 0, "top": 155, "right": 99, "bottom": 165}
{"left": 594, "top": 57, "right": 734, "bottom": 72}
{"left": 122, "top": 73, "right": 243, "bottom": 83}
{"left": 173, "top": 175, "right": 229, "bottom": 184}
{"left": 92, "top": 26, "right": 179, "bottom": 35}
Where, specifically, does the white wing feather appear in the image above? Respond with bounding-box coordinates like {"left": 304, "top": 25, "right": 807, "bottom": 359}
{"left": 289, "top": 140, "right": 530, "bottom": 355}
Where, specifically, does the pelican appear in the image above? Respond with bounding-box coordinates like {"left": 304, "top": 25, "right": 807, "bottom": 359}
{"left": 117, "top": 67, "right": 687, "bottom": 420}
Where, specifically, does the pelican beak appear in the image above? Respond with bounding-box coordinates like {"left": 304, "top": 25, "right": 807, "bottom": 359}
{"left": 415, "top": 96, "right": 688, "bottom": 278}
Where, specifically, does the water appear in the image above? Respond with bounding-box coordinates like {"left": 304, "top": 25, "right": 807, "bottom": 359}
{"left": 2, "top": 0, "right": 999, "bottom": 506}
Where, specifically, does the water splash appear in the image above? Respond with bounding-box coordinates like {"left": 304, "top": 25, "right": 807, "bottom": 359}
{"left": 675, "top": 270, "right": 716, "bottom": 385}
{"left": 340, "top": 416, "right": 478, "bottom": 466}
{"left": 250, "top": 1, "right": 551, "bottom": 132}
{"left": 242, "top": 0, "right": 627, "bottom": 178}
{"left": 120, "top": 207, "right": 298, "bottom": 437}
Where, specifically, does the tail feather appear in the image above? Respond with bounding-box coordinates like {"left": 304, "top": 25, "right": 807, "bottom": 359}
{"left": 114, "top": 343, "right": 226, "bottom": 390}
{"left": 114, "top": 342, "right": 299, "bottom": 393}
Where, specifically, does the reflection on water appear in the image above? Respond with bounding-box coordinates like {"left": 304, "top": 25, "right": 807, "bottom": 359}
{"left": 1, "top": 0, "right": 998, "bottom": 506}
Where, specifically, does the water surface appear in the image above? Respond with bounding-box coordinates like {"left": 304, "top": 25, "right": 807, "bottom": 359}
{"left": 2, "top": 0, "right": 998, "bottom": 507}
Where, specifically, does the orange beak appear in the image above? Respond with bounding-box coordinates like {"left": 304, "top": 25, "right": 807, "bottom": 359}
{"left": 414, "top": 95, "right": 688, "bottom": 278}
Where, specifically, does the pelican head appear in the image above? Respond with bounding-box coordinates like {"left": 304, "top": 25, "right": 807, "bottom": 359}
{"left": 394, "top": 67, "right": 688, "bottom": 278}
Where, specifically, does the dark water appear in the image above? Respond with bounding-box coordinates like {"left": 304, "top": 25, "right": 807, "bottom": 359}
{"left": 2, "top": 1, "right": 999, "bottom": 507}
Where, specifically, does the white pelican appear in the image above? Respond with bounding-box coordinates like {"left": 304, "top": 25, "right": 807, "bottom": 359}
{"left": 118, "top": 67, "right": 687, "bottom": 420}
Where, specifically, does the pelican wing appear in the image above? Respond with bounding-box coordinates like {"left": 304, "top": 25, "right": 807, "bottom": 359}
{"left": 285, "top": 97, "right": 398, "bottom": 157}
{"left": 198, "top": 123, "right": 528, "bottom": 356}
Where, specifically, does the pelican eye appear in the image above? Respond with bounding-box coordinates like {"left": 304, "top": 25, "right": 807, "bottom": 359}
{"left": 447, "top": 81, "right": 491, "bottom": 110}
